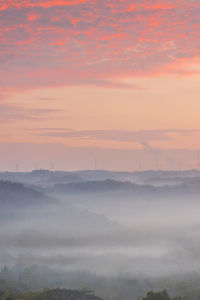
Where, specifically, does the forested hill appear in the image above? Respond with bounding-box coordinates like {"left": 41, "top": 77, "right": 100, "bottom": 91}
{"left": 0, "top": 181, "right": 49, "bottom": 205}
{"left": 51, "top": 179, "right": 200, "bottom": 197}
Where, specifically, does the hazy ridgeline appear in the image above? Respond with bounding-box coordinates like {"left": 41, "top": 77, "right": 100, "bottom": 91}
{"left": 1, "top": 170, "right": 200, "bottom": 299}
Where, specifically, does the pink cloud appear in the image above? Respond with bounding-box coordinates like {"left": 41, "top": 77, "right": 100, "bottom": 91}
{"left": 0, "top": 0, "right": 200, "bottom": 89}
{"left": 0, "top": 103, "right": 60, "bottom": 122}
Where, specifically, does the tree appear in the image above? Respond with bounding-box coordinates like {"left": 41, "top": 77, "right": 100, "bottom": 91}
{"left": 143, "top": 290, "right": 171, "bottom": 300}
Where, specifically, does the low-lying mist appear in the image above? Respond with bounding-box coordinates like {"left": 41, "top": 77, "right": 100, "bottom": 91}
{"left": 1, "top": 170, "right": 200, "bottom": 299}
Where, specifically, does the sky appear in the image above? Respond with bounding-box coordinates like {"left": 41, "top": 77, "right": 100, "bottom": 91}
{"left": 1, "top": 0, "right": 200, "bottom": 171}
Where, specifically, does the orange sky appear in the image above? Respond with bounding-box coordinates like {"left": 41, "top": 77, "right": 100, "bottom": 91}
{"left": 1, "top": 0, "right": 200, "bottom": 170}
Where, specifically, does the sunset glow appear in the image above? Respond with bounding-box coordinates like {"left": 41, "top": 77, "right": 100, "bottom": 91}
{"left": 1, "top": 0, "right": 200, "bottom": 170}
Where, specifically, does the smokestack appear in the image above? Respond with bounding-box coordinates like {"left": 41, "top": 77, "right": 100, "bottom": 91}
{"left": 35, "top": 162, "right": 38, "bottom": 170}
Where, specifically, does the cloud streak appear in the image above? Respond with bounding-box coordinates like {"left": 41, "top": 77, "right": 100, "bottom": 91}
{"left": 31, "top": 128, "right": 200, "bottom": 144}
{"left": 0, "top": 103, "right": 60, "bottom": 122}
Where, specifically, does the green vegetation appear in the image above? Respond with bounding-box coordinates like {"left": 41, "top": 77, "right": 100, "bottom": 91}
{"left": 0, "top": 289, "right": 191, "bottom": 300}
{"left": 143, "top": 290, "right": 171, "bottom": 300}
{"left": 0, "top": 289, "right": 103, "bottom": 300}
{"left": 142, "top": 290, "right": 188, "bottom": 300}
